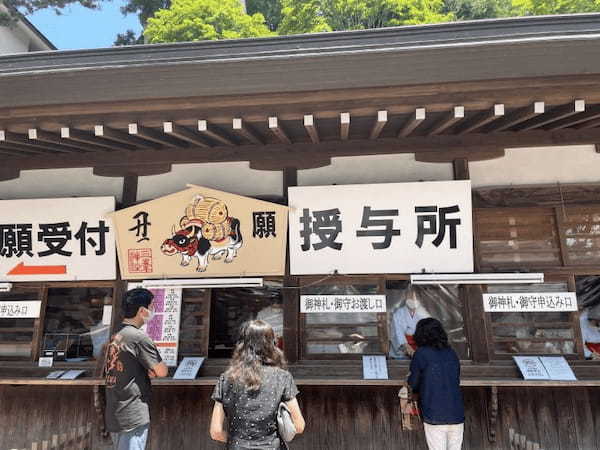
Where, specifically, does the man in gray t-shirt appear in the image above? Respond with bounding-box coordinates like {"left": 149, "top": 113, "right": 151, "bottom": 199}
{"left": 105, "top": 288, "right": 168, "bottom": 450}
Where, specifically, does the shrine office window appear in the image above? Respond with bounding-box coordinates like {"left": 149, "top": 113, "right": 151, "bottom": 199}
{"left": 208, "top": 281, "right": 283, "bottom": 358}
{"left": 386, "top": 281, "right": 470, "bottom": 360}
{"left": 300, "top": 278, "right": 387, "bottom": 358}
{"left": 0, "top": 286, "right": 43, "bottom": 360}
{"left": 484, "top": 280, "right": 582, "bottom": 359}
{"left": 42, "top": 286, "right": 113, "bottom": 361}
{"left": 575, "top": 275, "right": 600, "bottom": 360}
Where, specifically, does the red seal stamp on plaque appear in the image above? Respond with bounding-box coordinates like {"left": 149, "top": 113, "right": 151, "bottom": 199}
{"left": 128, "top": 248, "right": 153, "bottom": 273}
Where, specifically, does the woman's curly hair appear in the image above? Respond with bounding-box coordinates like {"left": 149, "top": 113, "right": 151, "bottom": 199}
{"left": 414, "top": 318, "right": 449, "bottom": 350}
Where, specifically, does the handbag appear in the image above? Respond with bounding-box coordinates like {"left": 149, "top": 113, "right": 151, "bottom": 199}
{"left": 398, "top": 386, "right": 422, "bottom": 431}
{"left": 277, "top": 402, "right": 297, "bottom": 442}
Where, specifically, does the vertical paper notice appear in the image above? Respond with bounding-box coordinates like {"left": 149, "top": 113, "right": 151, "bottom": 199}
{"left": 141, "top": 287, "right": 183, "bottom": 366}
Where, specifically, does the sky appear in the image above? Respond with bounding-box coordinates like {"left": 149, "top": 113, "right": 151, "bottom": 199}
{"left": 27, "top": 0, "right": 142, "bottom": 50}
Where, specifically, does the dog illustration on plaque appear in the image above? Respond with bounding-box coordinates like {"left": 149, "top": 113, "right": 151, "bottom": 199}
{"left": 160, "top": 195, "right": 243, "bottom": 272}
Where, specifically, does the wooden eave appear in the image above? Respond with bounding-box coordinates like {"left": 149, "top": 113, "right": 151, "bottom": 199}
{"left": 1, "top": 15, "right": 600, "bottom": 177}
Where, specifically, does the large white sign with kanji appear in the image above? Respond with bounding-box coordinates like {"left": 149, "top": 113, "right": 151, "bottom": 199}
{"left": 0, "top": 197, "right": 116, "bottom": 281}
{"left": 288, "top": 181, "right": 473, "bottom": 275}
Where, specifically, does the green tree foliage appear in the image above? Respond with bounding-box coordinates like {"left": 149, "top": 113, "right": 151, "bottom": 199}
{"left": 277, "top": 0, "right": 453, "bottom": 35}
{"left": 511, "top": 0, "right": 600, "bottom": 15}
{"left": 144, "top": 0, "right": 273, "bottom": 43}
{"left": 442, "top": 0, "right": 511, "bottom": 20}
{"left": 247, "top": 0, "right": 282, "bottom": 31}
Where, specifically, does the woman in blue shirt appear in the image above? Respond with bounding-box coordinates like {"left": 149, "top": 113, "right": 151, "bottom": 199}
{"left": 408, "top": 318, "right": 465, "bottom": 450}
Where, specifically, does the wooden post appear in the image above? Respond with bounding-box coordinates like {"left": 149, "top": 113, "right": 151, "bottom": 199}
{"left": 122, "top": 174, "right": 138, "bottom": 208}
{"left": 453, "top": 158, "right": 469, "bottom": 180}
{"left": 283, "top": 167, "right": 299, "bottom": 363}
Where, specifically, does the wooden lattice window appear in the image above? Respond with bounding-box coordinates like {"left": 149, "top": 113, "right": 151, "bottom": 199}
{"left": 558, "top": 206, "right": 600, "bottom": 266}
{"left": 476, "top": 207, "right": 561, "bottom": 270}
{"left": 178, "top": 288, "right": 211, "bottom": 359}
{"left": 0, "top": 286, "right": 43, "bottom": 360}
{"left": 300, "top": 278, "right": 388, "bottom": 359}
{"left": 485, "top": 280, "right": 582, "bottom": 359}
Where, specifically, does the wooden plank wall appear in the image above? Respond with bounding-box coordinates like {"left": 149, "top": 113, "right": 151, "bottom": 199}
{"left": 3, "top": 385, "right": 600, "bottom": 449}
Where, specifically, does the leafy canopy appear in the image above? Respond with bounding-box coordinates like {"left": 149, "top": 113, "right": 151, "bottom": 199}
{"left": 144, "top": 0, "right": 273, "bottom": 42}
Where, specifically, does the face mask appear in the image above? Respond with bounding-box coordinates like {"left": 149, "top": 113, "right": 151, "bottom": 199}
{"left": 142, "top": 307, "right": 155, "bottom": 324}
{"left": 406, "top": 298, "right": 419, "bottom": 309}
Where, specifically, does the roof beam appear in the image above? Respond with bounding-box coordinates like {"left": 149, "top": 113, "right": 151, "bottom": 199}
{"left": 0, "top": 140, "right": 48, "bottom": 156}
{"left": 268, "top": 117, "right": 291, "bottom": 144}
{"left": 304, "top": 115, "right": 320, "bottom": 144}
{"left": 485, "top": 102, "right": 545, "bottom": 132}
{"left": 369, "top": 110, "right": 388, "bottom": 140}
{"left": 513, "top": 99, "right": 585, "bottom": 131}
{"left": 61, "top": 127, "right": 134, "bottom": 151}
{"left": 232, "top": 118, "right": 263, "bottom": 145}
{"left": 427, "top": 106, "right": 465, "bottom": 136}
{"left": 340, "top": 112, "right": 350, "bottom": 140}
{"left": 197, "top": 120, "right": 236, "bottom": 146}
{"left": 398, "top": 108, "right": 426, "bottom": 137}
{"left": 163, "top": 122, "right": 211, "bottom": 148}
{"left": 128, "top": 123, "right": 187, "bottom": 148}
{"left": 94, "top": 125, "right": 160, "bottom": 149}
{"left": 456, "top": 104, "right": 504, "bottom": 135}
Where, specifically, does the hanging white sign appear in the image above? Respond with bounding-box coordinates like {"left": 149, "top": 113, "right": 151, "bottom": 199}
{"left": 483, "top": 292, "right": 577, "bottom": 312}
{"left": 300, "top": 295, "right": 386, "bottom": 313}
{"left": 288, "top": 181, "right": 473, "bottom": 275}
{"left": 0, "top": 197, "right": 116, "bottom": 281}
{"left": 0, "top": 300, "right": 42, "bottom": 318}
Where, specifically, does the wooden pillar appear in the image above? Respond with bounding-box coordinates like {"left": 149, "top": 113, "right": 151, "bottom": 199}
{"left": 121, "top": 174, "right": 139, "bottom": 208}
{"left": 453, "top": 158, "right": 470, "bottom": 181}
{"left": 282, "top": 167, "right": 300, "bottom": 363}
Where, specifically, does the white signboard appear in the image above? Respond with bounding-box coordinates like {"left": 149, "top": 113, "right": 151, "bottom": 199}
{"left": 288, "top": 181, "right": 473, "bottom": 275}
{"left": 362, "top": 355, "right": 389, "bottom": 380}
{"left": 173, "top": 357, "right": 205, "bottom": 380}
{"left": 300, "top": 295, "right": 386, "bottom": 313}
{"left": 0, "top": 300, "right": 41, "bottom": 318}
{"left": 0, "top": 197, "right": 116, "bottom": 281}
{"left": 38, "top": 357, "right": 53, "bottom": 368}
{"left": 540, "top": 357, "right": 577, "bottom": 381}
{"left": 513, "top": 356, "right": 577, "bottom": 381}
{"left": 483, "top": 292, "right": 577, "bottom": 312}
{"left": 513, "top": 356, "right": 549, "bottom": 380}
{"left": 139, "top": 287, "right": 183, "bottom": 367}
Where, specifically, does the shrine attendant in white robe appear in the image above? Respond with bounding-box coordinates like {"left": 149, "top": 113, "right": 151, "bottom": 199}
{"left": 580, "top": 306, "right": 600, "bottom": 359}
{"left": 390, "top": 296, "right": 430, "bottom": 359}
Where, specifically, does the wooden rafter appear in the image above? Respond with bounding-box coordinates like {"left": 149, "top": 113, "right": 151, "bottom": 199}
{"left": 94, "top": 125, "right": 159, "bottom": 149}
{"left": 304, "top": 115, "right": 320, "bottom": 143}
{"left": 456, "top": 104, "right": 504, "bottom": 135}
{"left": 513, "top": 100, "right": 585, "bottom": 131}
{"left": 232, "top": 118, "right": 263, "bottom": 145}
{"left": 369, "top": 110, "right": 387, "bottom": 139}
{"left": 0, "top": 141, "right": 49, "bottom": 156}
{"left": 60, "top": 127, "right": 134, "bottom": 151}
{"left": 485, "top": 102, "right": 545, "bottom": 132}
{"left": 197, "top": 120, "right": 236, "bottom": 146}
{"left": 427, "top": 106, "right": 465, "bottom": 136}
{"left": 8, "top": 126, "right": 600, "bottom": 171}
{"left": 340, "top": 112, "right": 350, "bottom": 140}
{"left": 544, "top": 105, "right": 600, "bottom": 130}
{"left": 397, "top": 108, "right": 426, "bottom": 137}
{"left": 128, "top": 123, "right": 187, "bottom": 148}
{"left": 268, "top": 117, "right": 291, "bottom": 144}
{"left": 2, "top": 130, "right": 74, "bottom": 154}
{"left": 163, "top": 122, "right": 211, "bottom": 148}
{"left": 28, "top": 128, "right": 95, "bottom": 153}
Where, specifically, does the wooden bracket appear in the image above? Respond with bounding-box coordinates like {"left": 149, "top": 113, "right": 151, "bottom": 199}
{"left": 488, "top": 386, "right": 499, "bottom": 442}
{"left": 416, "top": 148, "right": 505, "bottom": 163}
{"left": 0, "top": 167, "right": 20, "bottom": 182}
{"left": 93, "top": 164, "right": 172, "bottom": 177}
{"left": 249, "top": 157, "right": 331, "bottom": 171}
